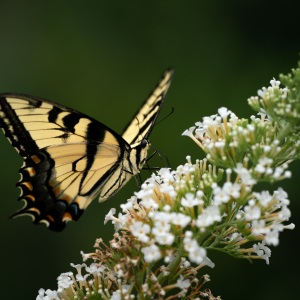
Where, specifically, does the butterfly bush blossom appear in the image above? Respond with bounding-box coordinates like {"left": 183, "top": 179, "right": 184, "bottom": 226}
{"left": 37, "top": 64, "right": 300, "bottom": 300}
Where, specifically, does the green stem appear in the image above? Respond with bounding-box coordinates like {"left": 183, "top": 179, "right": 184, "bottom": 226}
{"left": 157, "top": 244, "right": 183, "bottom": 284}
{"left": 277, "top": 122, "right": 292, "bottom": 142}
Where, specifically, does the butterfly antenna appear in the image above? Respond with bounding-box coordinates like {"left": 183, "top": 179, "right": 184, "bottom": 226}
{"left": 143, "top": 145, "right": 170, "bottom": 172}
{"left": 154, "top": 106, "right": 174, "bottom": 128}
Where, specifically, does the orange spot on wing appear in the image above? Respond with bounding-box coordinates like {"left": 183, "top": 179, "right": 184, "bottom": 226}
{"left": 31, "top": 155, "right": 41, "bottom": 164}
{"left": 28, "top": 207, "right": 40, "bottom": 214}
{"left": 63, "top": 212, "right": 73, "bottom": 222}
{"left": 25, "top": 167, "right": 36, "bottom": 177}
{"left": 21, "top": 181, "right": 33, "bottom": 191}
{"left": 25, "top": 194, "right": 36, "bottom": 201}
{"left": 53, "top": 186, "right": 61, "bottom": 197}
{"left": 60, "top": 195, "right": 72, "bottom": 204}
{"left": 46, "top": 214, "right": 55, "bottom": 223}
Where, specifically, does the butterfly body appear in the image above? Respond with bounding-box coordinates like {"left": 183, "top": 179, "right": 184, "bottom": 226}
{"left": 0, "top": 70, "right": 173, "bottom": 231}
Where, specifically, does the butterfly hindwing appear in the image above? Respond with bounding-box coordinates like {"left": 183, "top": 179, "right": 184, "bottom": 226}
{"left": 0, "top": 69, "right": 173, "bottom": 231}
{"left": 0, "top": 94, "right": 130, "bottom": 230}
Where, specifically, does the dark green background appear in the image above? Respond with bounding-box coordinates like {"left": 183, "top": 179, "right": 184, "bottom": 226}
{"left": 1, "top": 1, "right": 299, "bottom": 299}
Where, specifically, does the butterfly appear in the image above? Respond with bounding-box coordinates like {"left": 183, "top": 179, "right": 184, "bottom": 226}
{"left": 0, "top": 69, "right": 173, "bottom": 231}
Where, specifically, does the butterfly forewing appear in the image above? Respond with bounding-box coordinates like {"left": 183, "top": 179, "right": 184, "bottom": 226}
{"left": 0, "top": 69, "right": 173, "bottom": 231}
{"left": 122, "top": 69, "right": 173, "bottom": 145}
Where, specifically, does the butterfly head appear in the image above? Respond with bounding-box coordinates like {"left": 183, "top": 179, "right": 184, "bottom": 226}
{"left": 129, "top": 139, "right": 151, "bottom": 174}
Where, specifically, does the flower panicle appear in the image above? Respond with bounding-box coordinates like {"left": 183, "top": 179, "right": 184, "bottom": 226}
{"left": 183, "top": 77, "right": 300, "bottom": 178}
{"left": 37, "top": 153, "right": 293, "bottom": 299}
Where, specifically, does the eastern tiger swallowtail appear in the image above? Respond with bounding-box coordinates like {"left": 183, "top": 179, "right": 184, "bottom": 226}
{"left": 0, "top": 69, "right": 173, "bottom": 231}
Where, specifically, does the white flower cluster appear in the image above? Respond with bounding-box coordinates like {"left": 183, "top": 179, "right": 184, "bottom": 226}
{"left": 182, "top": 79, "right": 299, "bottom": 183}
{"left": 36, "top": 262, "right": 105, "bottom": 300}
{"left": 248, "top": 77, "right": 289, "bottom": 116}
{"left": 105, "top": 160, "right": 221, "bottom": 266}
{"left": 244, "top": 188, "right": 294, "bottom": 246}
{"left": 105, "top": 150, "right": 294, "bottom": 269}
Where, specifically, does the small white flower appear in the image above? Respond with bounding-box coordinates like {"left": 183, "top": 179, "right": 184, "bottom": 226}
{"left": 201, "top": 115, "right": 220, "bottom": 129}
{"left": 182, "top": 258, "right": 191, "bottom": 268}
{"left": 202, "top": 256, "right": 215, "bottom": 269}
{"left": 181, "top": 192, "right": 201, "bottom": 207}
{"left": 263, "top": 145, "right": 271, "bottom": 152}
{"left": 171, "top": 212, "right": 191, "bottom": 227}
{"left": 182, "top": 126, "right": 195, "bottom": 137}
{"left": 177, "top": 275, "right": 191, "bottom": 290}
{"left": 253, "top": 241, "right": 271, "bottom": 264}
{"left": 264, "top": 230, "right": 280, "bottom": 246}
{"left": 160, "top": 183, "right": 177, "bottom": 198}
{"left": 120, "top": 196, "right": 137, "bottom": 212}
{"left": 36, "top": 288, "right": 46, "bottom": 300}
{"left": 195, "top": 127, "right": 206, "bottom": 139}
{"left": 104, "top": 208, "right": 116, "bottom": 224}
{"left": 141, "top": 244, "right": 161, "bottom": 262}
{"left": 258, "top": 157, "right": 273, "bottom": 166}
{"left": 195, "top": 206, "right": 221, "bottom": 228}
{"left": 57, "top": 272, "right": 74, "bottom": 289}
{"left": 80, "top": 251, "right": 91, "bottom": 262}
{"left": 139, "top": 197, "right": 159, "bottom": 209}
{"left": 223, "top": 182, "right": 241, "bottom": 199}
{"left": 244, "top": 205, "right": 261, "bottom": 220}
{"left": 183, "top": 237, "right": 199, "bottom": 253}
{"left": 75, "top": 273, "right": 89, "bottom": 283}
{"left": 184, "top": 231, "right": 193, "bottom": 238}
{"left": 212, "top": 185, "right": 230, "bottom": 205}
{"left": 177, "top": 162, "right": 195, "bottom": 176}
{"left": 153, "top": 220, "right": 171, "bottom": 232}
{"left": 113, "top": 212, "right": 128, "bottom": 231}
{"left": 234, "top": 163, "right": 257, "bottom": 185}
{"left": 258, "top": 88, "right": 267, "bottom": 97}
{"left": 196, "top": 190, "right": 204, "bottom": 198}
{"left": 284, "top": 223, "right": 295, "bottom": 230}
{"left": 152, "top": 211, "right": 173, "bottom": 223}
{"left": 111, "top": 290, "right": 122, "bottom": 300}
{"left": 247, "top": 124, "right": 255, "bottom": 131}
{"left": 218, "top": 107, "right": 231, "bottom": 118}
{"left": 130, "top": 221, "right": 150, "bottom": 243}
{"left": 215, "top": 140, "right": 225, "bottom": 148}
{"left": 274, "top": 188, "right": 289, "bottom": 203}
{"left": 163, "top": 204, "right": 171, "bottom": 212}
{"left": 157, "top": 168, "right": 175, "bottom": 182}
{"left": 154, "top": 231, "right": 175, "bottom": 245}
{"left": 254, "top": 191, "right": 273, "bottom": 207}
{"left": 36, "top": 288, "right": 60, "bottom": 300}
{"left": 270, "top": 77, "right": 280, "bottom": 87}
{"left": 273, "top": 166, "right": 284, "bottom": 178}
{"left": 278, "top": 206, "right": 291, "bottom": 220}
{"left": 188, "top": 246, "right": 207, "bottom": 264}
{"left": 85, "top": 263, "right": 105, "bottom": 276}
{"left": 284, "top": 170, "right": 292, "bottom": 178}
{"left": 251, "top": 219, "right": 269, "bottom": 236}
{"left": 255, "top": 164, "right": 266, "bottom": 173}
